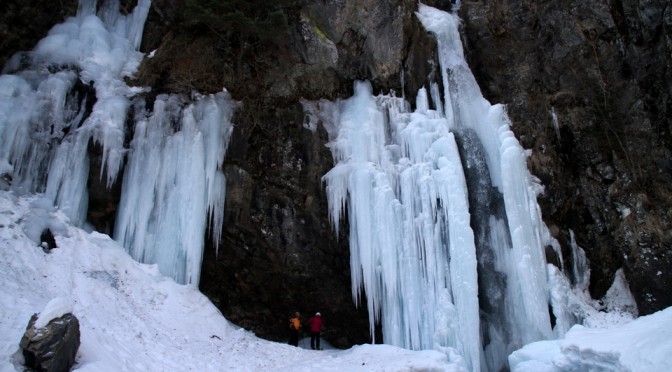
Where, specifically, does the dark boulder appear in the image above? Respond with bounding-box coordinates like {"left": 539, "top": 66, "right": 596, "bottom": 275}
{"left": 20, "top": 313, "right": 80, "bottom": 372}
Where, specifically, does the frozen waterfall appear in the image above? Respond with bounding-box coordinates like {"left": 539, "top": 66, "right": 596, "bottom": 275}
{"left": 114, "top": 93, "right": 235, "bottom": 286}
{"left": 0, "top": 0, "right": 235, "bottom": 287}
{"left": 318, "top": 4, "right": 555, "bottom": 371}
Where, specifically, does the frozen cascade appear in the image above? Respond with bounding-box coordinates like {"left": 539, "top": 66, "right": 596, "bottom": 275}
{"left": 114, "top": 93, "right": 235, "bottom": 287}
{"left": 322, "top": 81, "right": 481, "bottom": 371}
{"left": 548, "top": 230, "right": 592, "bottom": 338}
{"left": 417, "top": 1, "right": 554, "bottom": 355}
{"left": 0, "top": 0, "right": 152, "bottom": 224}
{"left": 569, "top": 230, "right": 590, "bottom": 291}
{"left": 320, "top": 4, "right": 557, "bottom": 371}
{"left": 0, "top": 0, "right": 235, "bottom": 286}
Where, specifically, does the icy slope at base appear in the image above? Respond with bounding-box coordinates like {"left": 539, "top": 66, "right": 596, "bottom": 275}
{"left": 0, "top": 191, "right": 455, "bottom": 372}
{"left": 509, "top": 307, "right": 672, "bottom": 371}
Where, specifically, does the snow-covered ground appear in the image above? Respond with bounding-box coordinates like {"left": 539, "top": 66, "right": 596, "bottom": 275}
{"left": 1, "top": 190, "right": 670, "bottom": 371}
{"left": 0, "top": 191, "right": 456, "bottom": 371}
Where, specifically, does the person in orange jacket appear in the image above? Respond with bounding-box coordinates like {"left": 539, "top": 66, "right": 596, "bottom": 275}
{"left": 288, "top": 312, "right": 301, "bottom": 347}
{"left": 307, "top": 312, "right": 323, "bottom": 350}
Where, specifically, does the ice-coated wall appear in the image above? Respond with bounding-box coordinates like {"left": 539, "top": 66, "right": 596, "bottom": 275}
{"left": 0, "top": 0, "right": 235, "bottom": 287}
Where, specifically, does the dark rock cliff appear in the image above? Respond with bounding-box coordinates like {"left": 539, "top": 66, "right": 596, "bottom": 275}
{"left": 1, "top": 0, "right": 670, "bottom": 346}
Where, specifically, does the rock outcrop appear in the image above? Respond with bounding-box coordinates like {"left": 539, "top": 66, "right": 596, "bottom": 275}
{"left": 20, "top": 313, "right": 81, "bottom": 372}
{"left": 151, "top": 0, "right": 672, "bottom": 335}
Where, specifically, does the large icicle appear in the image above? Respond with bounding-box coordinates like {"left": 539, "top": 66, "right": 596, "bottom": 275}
{"left": 114, "top": 93, "right": 235, "bottom": 287}
{"left": 322, "top": 80, "right": 481, "bottom": 370}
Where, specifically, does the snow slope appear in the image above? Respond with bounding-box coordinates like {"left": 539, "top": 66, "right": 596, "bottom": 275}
{"left": 0, "top": 191, "right": 457, "bottom": 371}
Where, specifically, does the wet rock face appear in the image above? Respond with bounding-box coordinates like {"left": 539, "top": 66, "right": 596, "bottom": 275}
{"left": 137, "top": 0, "right": 437, "bottom": 101}
{"left": 459, "top": 0, "right": 672, "bottom": 314}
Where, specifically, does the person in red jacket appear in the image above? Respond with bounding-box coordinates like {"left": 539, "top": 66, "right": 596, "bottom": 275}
{"left": 307, "top": 312, "right": 323, "bottom": 350}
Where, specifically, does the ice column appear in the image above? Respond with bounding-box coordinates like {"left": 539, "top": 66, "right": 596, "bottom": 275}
{"left": 1, "top": 0, "right": 234, "bottom": 287}
{"left": 114, "top": 93, "right": 235, "bottom": 287}
{"left": 417, "top": 1, "right": 554, "bottom": 364}
{"left": 322, "top": 81, "right": 481, "bottom": 370}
